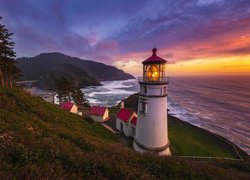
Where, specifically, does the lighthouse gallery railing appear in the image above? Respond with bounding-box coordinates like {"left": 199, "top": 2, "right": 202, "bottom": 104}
{"left": 138, "top": 76, "right": 169, "bottom": 83}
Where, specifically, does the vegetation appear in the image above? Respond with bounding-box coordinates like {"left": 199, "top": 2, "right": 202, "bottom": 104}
{"left": 72, "top": 86, "right": 89, "bottom": 107}
{"left": 168, "top": 116, "right": 248, "bottom": 158}
{"left": 0, "top": 16, "right": 20, "bottom": 88}
{"left": 0, "top": 87, "right": 249, "bottom": 179}
{"left": 54, "top": 76, "right": 74, "bottom": 104}
{"left": 53, "top": 76, "right": 89, "bottom": 106}
{"left": 17, "top": 52, "right": 134, "bottom": 89}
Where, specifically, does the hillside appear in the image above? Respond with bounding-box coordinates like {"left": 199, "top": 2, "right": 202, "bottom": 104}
{"left": 0, "top": 87, "right": 250, "bottom": 179}
{"left": 17, "top": 52, "right": 134, "bottom": 89}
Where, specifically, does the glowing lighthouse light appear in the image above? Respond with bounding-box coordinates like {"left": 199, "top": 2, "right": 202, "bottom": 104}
{"left": 143, "top": 48, "right": 166, "bottom": 82}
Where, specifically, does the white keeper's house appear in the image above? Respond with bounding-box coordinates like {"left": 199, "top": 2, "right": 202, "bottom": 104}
{"left": 60, "top": 102, "right": 82, "bottom": 116}
{"left": 89, "top": 106, "right": 109, "bottom": 122}
{"left": 116, "top": 103, "right": 137, "bottom": 137}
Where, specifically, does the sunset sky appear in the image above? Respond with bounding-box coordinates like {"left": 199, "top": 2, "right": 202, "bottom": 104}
{"left": 1, "top": 0, "right": 250, "bottom": 76}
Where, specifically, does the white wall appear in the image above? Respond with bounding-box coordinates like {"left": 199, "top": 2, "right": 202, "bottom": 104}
{"left": 116, "top": 118, "right": 132, "bottom": 137}
{"left": 90, "top": 109, "right": 109, "bottom": 122}
{"left": 140, "top": 85, "right": 168, "bottom": 96}
{"left": 135, "top": 84, "right": 170, "bottom": 155}
{"left": 123, "top": 121, "right": 132, "bottom": 137}
{"left": 70, "top": 105, "right": 78, "bottom": 114}
{"left": 91, "top": 115, "right": 103, "bottom": 122}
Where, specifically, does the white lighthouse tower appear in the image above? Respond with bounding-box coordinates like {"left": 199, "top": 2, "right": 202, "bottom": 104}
{"left": 133, "top": 47, "right": 171, "bottom": 156}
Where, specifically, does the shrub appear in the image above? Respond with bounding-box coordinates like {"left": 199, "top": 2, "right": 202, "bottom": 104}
{"left": 84, "top": 116, "right": 94, "bottom": 124}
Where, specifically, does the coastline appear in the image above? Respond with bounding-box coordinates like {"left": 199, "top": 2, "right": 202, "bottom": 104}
{"left": 23, "top": 87, "right": 249, "bottom": 159}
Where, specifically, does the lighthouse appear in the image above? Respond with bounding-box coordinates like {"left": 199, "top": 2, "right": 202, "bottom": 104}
{"left": 133, "top": 47, "right": 171, "bottom": 156}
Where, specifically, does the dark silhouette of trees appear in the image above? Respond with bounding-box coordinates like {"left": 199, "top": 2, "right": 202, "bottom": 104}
{"left": 72, "top": 86, "right": 89, "bottom": 107}
{"left": 0, "top": 16, "right": 20, "bottom": 88}
{"left": 54, "top": 77, "right": 73, "bottom": 104}
{"left": 54, "top": 76, "right": 89, "bottom": 106}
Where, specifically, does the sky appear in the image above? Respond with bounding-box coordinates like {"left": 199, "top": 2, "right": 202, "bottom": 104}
{"left": 1, "top": 0, "right": 250, "bottom": 76}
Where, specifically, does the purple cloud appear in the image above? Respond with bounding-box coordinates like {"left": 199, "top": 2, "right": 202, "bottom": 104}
{"left": 0, "top": 0, "right": 250, "bottom": 64}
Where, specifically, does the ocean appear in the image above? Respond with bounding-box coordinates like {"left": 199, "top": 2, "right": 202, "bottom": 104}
{"left": 83, "top": 76, "right": 250, "bottom": 155}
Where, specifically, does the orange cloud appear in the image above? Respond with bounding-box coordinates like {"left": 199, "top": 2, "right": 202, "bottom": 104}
{"left": 114, "top": 17, "right": 250, "bottom": 77}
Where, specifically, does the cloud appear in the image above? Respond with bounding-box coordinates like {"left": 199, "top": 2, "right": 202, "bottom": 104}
{"left": 197, "top": 0, "right": 224, "bottom": 6}
{"left": 112, "top": 0, "right": 250, "bottom": 62}
{"left": 222, "top": 65, "right": 250, "bottom": 68}
{"left": 1, "top": 0, "right": 250, "bottom": 68}
{"left": 223, "top": 45, "right": 250, "bottom": 55}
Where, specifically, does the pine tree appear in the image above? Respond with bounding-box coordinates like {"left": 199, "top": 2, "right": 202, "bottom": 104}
{"left": 0, "top": 16, "right": 20, "bottom": 88}
{"left": 54, "top": 77, "right": 74, "bottom": 105}
{"left": 72, "top": 87, "right": 89, "bottom": 107}
{"left": 54, "top": 76, "right": 89, "bottom": 106}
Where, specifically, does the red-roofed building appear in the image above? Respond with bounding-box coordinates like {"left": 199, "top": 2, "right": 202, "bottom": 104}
{"left": 89, "top": 106, "right": 109, "bottom": 122}
{"left": 60, "top": 102, "right": 82, "bottom": 116}
{"left": 116, "top": 107, "right": 137, "bottom": 137}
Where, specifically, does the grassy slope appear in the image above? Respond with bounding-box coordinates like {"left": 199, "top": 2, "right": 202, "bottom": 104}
{"left": 0, "top": 87, "right": 249, "bottom": 179}
{"left": 169, "top": 117, "right": 234, "bottom": 157}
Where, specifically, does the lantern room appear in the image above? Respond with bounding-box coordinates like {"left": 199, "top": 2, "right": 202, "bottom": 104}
{"left": 142, "top": 48, "right": 167, "bottom": 82}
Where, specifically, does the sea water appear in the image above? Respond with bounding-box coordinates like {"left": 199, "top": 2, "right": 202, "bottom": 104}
{"left": 83, "top": 76, "right": 250, "bottom": 154}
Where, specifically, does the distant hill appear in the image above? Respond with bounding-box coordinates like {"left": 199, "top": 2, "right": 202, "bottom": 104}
{"left": 17, "top": 52, "right": 135, "bottom": 89}
{"left": 0, "top": 87, "right": 249, "bottom": 179}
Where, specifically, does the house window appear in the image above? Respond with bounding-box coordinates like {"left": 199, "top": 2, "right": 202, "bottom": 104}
{"left": 164, "top": 86, "right": 167, "bottom": 95}
{"left": 142, "top": 102, "right": 146, "bottom": 112}
{"left": 132, "top": 127, "right": 135, "bottom": 136}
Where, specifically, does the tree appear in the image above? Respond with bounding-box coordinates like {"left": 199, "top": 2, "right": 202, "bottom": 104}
{"left": 0, "top": 16, "right": 20, "bottom": 88}
{"left": 72, "top": 86, "right": 89, "bottom": 107}
{"left": 54, "top": 76, "right": 89, "bottom": 106}
{"left": 54, "top": 77, "right": 74, "bottom": 105}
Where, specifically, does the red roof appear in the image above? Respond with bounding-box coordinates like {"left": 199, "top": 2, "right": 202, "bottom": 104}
{"left": 89, "top": 106, "right": 107, "bottom": 116}
{"left": 142, "top": 48, "right": 167, "bottom": 64}
{"left": 60, "top": 102, "right": 74, "bottom": 111}
{"left": 131, "top": 116, "right": 137, "bottom": 126}
{"left": 116, "top": 108, "right": 134, "bottom": 123}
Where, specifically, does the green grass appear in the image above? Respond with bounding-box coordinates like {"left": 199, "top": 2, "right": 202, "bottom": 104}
{"left": 0, "top": 87, "right": 249, "bottom": 179}
{"left": 169, "top": 116, "right": 235, "bottom": 157}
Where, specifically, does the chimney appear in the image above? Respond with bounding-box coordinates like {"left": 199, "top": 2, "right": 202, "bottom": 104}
{"left": 120, "top": 101, "right": 125, "bottom": 109}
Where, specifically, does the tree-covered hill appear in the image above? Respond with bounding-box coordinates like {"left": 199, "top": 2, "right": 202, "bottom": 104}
{"left": 0, "top": 87, "right": 250, "bottom": 179}
{"left": 17, "top": 52, "right": 134, "bottom": 89}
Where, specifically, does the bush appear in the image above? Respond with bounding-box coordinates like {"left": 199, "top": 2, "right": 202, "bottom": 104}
{"left": 84, "top": 116, "right": 94, "bottom": 124}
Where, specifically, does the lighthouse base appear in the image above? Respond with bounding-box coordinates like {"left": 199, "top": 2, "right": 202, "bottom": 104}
{"left": 133, "top": 140, "right": 171, "bottom": 156}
